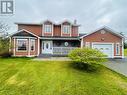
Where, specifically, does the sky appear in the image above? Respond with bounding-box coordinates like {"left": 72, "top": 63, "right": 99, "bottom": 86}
{"left": 0, "top": 0, "right": 127, "bottom": 36}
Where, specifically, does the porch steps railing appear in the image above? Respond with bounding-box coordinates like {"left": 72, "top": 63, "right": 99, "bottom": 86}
{"left": 53, "top": 47, "right": 77, "bottom": 55}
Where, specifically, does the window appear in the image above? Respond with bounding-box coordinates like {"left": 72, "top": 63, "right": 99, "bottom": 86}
{"left": 63, "top": 25, "right": 71, "bottom": 34}
{"left": 85, "top": 42, "right": 90, "bottom": 47}
{"left": 116, "top": 43, "right": 120, "bottom": 55}
{"left": 44, "top": 25, "right": 52, "bottom": 32}
{"left": 42, "top": 42, "right": 44, "bottom": 49}
{"left": 30, "top": 39, "right": 35, "bottom": 51}
{"left": 17, "top": 39, "right": 27, "bottom": 51}
{"left": 46, "top": 43, "right": 49, "bottom": 49}
{"left": 101, "top": 30, "right": 106, "bottom": 34}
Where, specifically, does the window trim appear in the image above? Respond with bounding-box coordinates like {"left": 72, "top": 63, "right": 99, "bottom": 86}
{"left": 30, "top": 39, "right": 35, "bottom": 52}
{"left": 116, "top": 43, "right": 120, "bottom": 55}
{"left": 85, "top": 42, "right": 90, "bottom": 47}
{"left": 62, "top": 25, "right": 71, "bottom": 34}
{"left": 16, "top": 39, "right": 28, "bottom": 52}
{"left": 44, "top": 24, "right": 52, "bottom": 33}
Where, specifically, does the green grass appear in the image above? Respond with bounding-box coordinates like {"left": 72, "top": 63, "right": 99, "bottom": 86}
{"left": 124, "top": 49, "right": 127, "bottom": 56}
{"left": 0, "top": 58, "right": 127, "bottom": 95}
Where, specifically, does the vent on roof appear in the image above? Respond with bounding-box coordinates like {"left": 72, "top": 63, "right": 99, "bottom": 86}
{"left": 101, "top": 30, "right": 106, "bottom": 34}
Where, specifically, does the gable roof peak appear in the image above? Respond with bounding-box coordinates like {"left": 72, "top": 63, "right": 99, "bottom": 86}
{"left": 80, "top": 26, "right": 124, "bottom": 38}
{"left": 10, "top": 29, "right": 39, "bottom": 38}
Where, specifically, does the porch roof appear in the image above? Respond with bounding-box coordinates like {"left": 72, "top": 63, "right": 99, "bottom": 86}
{"left": 40, "top": 36, "right": 80, "bottom": 40}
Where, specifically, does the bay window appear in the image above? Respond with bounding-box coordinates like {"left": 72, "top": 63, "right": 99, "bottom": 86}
{"left": 30, "top": 39, "right": 35, "bottom": 51}
{"left": 17, "top": 39, "right": 27, "bottom": 51}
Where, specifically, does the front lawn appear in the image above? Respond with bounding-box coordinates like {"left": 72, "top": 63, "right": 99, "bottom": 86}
{"left": 0, "top": 58, "right": 127, "bottom": 95}
{"left": 124, "top": 49, "right": 127, "bottom": 56}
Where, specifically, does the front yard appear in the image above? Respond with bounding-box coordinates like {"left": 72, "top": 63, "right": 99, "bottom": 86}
{"left": 0, "top": 58, "right": 127, "bottom": 95}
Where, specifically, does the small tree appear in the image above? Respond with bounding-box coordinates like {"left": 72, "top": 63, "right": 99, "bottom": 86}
{"left": 68, "top": 48, "right": 107, "bottom": 65}
{"left": 124, "top": 42, "right": 127, "bottom": 49}
{"left": 0, "top": 22, "right": 12, "bottom": 57}
{"left": 0, "top": 22, "right": 10, "bottom": 38}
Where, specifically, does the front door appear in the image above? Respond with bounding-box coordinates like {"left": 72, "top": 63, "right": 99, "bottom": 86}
{"left": 42, "top": 41, "right": 53, "bottom": 54}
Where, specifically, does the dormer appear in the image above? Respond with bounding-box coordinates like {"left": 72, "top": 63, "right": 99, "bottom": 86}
{"left": 61, "top": 21, "right": 71, "bottom": 37}
{"left": 42, "top": 20, "right": 53, "bottom": 36}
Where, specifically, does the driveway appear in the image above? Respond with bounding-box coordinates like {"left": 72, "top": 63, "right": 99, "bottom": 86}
{"left": 103, "top": 57, "right": 127, "bottom": 77}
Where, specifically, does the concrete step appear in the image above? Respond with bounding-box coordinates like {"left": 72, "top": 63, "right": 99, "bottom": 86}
{"left": 37, "top": 54, "right": 52, "bottom": 58}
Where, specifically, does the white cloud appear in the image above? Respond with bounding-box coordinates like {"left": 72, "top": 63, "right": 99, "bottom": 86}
{"left": 97, "top": 16, "right": 111, "bottom": 25}
{"left": 0, "top": 0, "right": 127, "bottom": 36}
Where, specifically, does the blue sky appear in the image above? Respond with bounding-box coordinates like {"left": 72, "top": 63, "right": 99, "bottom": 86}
{"left": 0, "top": 0, "right": 127, "bottom": 36}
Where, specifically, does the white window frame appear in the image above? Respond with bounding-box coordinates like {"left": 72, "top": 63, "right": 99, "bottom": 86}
{"left": 116, "top": 43, "right": 120, "bottom": 55}
{"left": 62, "top": 25, "right": 71, "bottom": 34}
{"left": 16, "top": 39, "right": 28, "bottom": 52}
{"left": 85, "top": 42, "right": 90, "bottom": 47}
{"left": 44, "top": 25, "right": 52, "bottom": 33}
{"left": 30, "top": 39, "right": 35, "bottom": 52}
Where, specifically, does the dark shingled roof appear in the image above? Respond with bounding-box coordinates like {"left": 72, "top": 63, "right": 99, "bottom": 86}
{"left": 12, "top": 30, "right": 35, "bottom": 37}
{"left": 79, "top": 33, "right": 86, "bottom": 37}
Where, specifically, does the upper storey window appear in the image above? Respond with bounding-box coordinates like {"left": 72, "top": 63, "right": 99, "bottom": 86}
{"left": 44, "top": 25, "right": 52, "bottom": 33}
{"left": 63, "top": 25, "right": 71, "bottom": 34}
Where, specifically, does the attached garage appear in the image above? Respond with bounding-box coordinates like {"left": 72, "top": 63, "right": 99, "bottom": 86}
{"left": 92, "top": 43, "right": 114, "bottom": 58}
{"left": 80, "top": 27, "right": 124, "bottom": 58}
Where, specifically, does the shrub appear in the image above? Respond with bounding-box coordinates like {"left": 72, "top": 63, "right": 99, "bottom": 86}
{"left": 0, "top": 51, "right": 12, "bottom": 58}
{"left": 68, "top": 48, "right": 107, "bottom": 65}
{"left": 124, "top": 42, "right": 127, "bottom": 49}
{"left": 0, "top": 37, "right": 12, "bottom": 57}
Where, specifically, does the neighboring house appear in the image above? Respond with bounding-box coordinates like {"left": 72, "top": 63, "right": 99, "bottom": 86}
{"left": 10, "top": 20, "right": 124, "bottom": 58}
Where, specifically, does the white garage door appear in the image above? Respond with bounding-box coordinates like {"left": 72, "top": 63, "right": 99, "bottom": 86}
{"left": 92, "top": 43, "right": 113, "bottom": 58}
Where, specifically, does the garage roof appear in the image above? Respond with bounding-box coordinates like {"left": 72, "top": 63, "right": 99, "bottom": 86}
{"left": 80, "top": 26, "right": 124, "bottom": 38}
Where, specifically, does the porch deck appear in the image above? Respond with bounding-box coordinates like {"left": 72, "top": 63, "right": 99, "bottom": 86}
{"left": 39, "top": 47, "right": 78, "bottom": 57}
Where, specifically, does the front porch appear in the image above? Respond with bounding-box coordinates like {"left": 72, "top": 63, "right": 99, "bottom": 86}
{"left": 53, "top": 47, "right": 76, "bottom": 55}
{"left": 40, "top": 39, "right": 80, "bottom": 56}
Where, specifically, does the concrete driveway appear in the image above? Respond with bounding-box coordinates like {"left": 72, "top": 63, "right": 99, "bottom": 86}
{"left": 103, "top": 57, "right": 127, "bottom": 77}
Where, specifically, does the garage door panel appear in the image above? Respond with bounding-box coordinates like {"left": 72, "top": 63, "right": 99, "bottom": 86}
{"left": 92, "top": 44, "right": 113, "bottom": 58}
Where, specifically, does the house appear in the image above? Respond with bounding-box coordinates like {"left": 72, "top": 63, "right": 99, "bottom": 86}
{"left": 10, "top": 20, "right": 124, "bottom": 58}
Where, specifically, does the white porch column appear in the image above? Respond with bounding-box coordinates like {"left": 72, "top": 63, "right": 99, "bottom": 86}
{"left": 37, "top": 38, "right": 40, "bottom": 56}
{"left": 28, "top": 38, "right": 30, "bottom": 57}
{"left": 13, "top": 38, "right": 16, "bottom": 56}
{"left": 122, "top": 38, "right": 124, "bottom": 58}
{"left": 81, "top": 38, "right": 84, "bottom": 48}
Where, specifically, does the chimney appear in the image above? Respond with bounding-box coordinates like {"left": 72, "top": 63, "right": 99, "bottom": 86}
{"left": 74, "top": 19, "right": 77, "bottom": 25}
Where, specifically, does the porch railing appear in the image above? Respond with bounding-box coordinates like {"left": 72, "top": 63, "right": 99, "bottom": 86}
{"left": 53, "top": 47, "right": 77, "bottom": 55}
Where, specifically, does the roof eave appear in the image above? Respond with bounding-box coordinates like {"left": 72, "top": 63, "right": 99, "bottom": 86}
{"left": 80, "top": 26, "right": 124, "bottom": 39}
